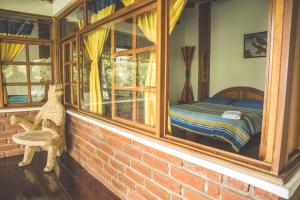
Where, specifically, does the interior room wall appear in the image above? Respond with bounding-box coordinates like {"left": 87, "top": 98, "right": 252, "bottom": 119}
{"left": 52, "top": 0, "right": 74, "bottom": 16}
{"left": 210, "top": 0, "right": 269, "bottom": 96}
{"left": 169, "top": 6, "right": 199, "bottom": 105}
{"left": 0, "top": 0, "right": 53, "bottom": 16}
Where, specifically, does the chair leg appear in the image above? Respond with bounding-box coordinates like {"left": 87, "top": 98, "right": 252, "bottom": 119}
{"left": 19, "top": 146, "right": 36, "bottom": 167}
{"left": 44, "top": 146, "right": 57, "bottom": 172}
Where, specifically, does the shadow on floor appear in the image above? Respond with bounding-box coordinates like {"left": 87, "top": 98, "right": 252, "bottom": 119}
{"left": 0, "top": 152, "right": 120, "bottom": 200}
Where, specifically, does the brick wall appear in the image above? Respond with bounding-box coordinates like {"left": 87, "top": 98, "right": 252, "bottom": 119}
{"left": 66, "top": 114, "right": 293, "bottom": 200}
{"left": 0, "top": 111, "right": 38, "bottom": 158}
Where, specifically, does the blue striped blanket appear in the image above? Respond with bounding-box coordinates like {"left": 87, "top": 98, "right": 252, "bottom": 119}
{"left": 170, "top": 102, "right": 263, "bottom": 152}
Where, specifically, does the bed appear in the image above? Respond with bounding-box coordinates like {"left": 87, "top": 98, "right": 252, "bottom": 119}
{"left": 170, "top": 87, "right": 264, "bottom": 152}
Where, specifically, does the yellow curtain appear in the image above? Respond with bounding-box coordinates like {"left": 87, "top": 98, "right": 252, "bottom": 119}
{"left": 138, "top": 12, "right": 157, "bottom": 127}
{"left": 120, "top": 0, "right": 134, "bottom": 6}
{"left": 135, "top": 0, "right": 187, "bottom": 127}
{"left": 0, "top": 41, "right": 25, "bottom": 104}
{"left": 83, "top": 4, "right": 115, "bottom": 114}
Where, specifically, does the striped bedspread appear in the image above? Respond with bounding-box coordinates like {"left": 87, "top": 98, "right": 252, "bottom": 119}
{"left": 170, "top": 102, "right": 263, "bottom": 152}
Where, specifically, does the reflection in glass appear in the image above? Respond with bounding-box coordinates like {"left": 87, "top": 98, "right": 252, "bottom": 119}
{"left": 72, "top": 85, "right": 78, "bottom": 105}
{"left": 72, "top": 41, "right": 77, "bottom": 60}
{"left": 30, "top": 65, "right": 52, "bottom": 83}
{"left": 115, "top": 55, "right": 133, "bottom": 86}
{"left": 65, "top": 65, "right": 70, "bottom": 83}
{"left": 72, "top": 65, "right": 78, "bottom": 82}
{"left": 2, "top": 65, "right": 27, "bottom": 83}
{"left": 115, "top": 90, "right": 132, "bottom": 120}
{"left": 65, "top": 43, "right": 70, "bottom": 62}
{"left": 5, "top": 86, "right": 28, "bottom": 103}
{"left": 115, "top": 19, "right": 133, "bottom": 52}
{"left": 60, "top": 6, "right": 84, "bottom": 38}
{"left": 31, "top": 85, "right": 46, "bottom": 102}
{"left": 137, "top": 52, "right": 150, "bottom": 86}
{"left": 29, "top": 45, "right": 51, "bottom": 62}
{"left": 65, "top": 85, "right": 70, "bottom": 104}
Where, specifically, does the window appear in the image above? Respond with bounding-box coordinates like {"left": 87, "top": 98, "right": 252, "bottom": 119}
{"left": 0, "top": 11, "right": 53, "bottom": 108}
{"left": 80, "top": 7, "right": 157, "bottom": 132}
{"left": 62, "top": 39, "right": 78, "bottom": 107}
{"left": 60, "top": 6, "right": 84, "bottom": 39}
{"left": 1, "top": 43, "right": 52, "bottom": 106}
{"left": 59, "top": 0, "right": 300, "bottom": 175}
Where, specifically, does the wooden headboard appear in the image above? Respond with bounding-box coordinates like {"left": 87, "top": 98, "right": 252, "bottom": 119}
{"left": 214, "top": 87, "right": 264, "bottom": 101}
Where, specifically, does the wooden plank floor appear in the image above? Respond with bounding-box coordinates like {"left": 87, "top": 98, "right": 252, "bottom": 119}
{"left": 0, "top": 152, "right": 120, "bottom": 200}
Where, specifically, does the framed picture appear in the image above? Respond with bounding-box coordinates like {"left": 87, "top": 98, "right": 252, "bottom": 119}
{"left": 244, "top": 31, "right": 267, "bottom": 58}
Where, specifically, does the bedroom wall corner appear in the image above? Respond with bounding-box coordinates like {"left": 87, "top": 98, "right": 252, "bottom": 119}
{"left": 209, "top": 0, "right": 269, "bottom": 96}
{"left": 169, "top": 6, "right": 199, "bottom": 104}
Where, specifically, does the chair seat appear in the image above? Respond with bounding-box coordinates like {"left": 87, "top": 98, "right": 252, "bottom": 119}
{"left": 12, "top": 131, "right": 58, "bottom": 146}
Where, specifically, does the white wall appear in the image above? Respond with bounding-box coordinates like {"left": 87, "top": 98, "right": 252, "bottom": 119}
{"left": 210, "top": 0, "right": 269, "bottom": 95}
{"left": 169, "top": 6, "right": 199, "bottom": 104}
{"left": 52, "top": 0, "right": 75, "bottom": 16}
{"left": 0, "top": 0, "right": 53, "bottom": 16}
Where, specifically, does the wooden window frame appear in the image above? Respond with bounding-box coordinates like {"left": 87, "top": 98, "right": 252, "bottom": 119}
{"left": 0, "top": 9, "right": 54, "bottom": 108}
{"left": 61, "top": 38, "right": 79, "bottom": 108}
{"left": 57, "top": 0, "right": 300, "bottom": 178}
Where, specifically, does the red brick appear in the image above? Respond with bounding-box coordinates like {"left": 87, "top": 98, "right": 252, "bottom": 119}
{"left": 221, "top": 188, "right": 249, "bottom": 200}
{"left": 145, "top": 180, "right": 169, "bottom": 200}
{"left": 226, "top": 176, "right": 249, "bottom": 192}
{"left": 131, "top": 160, "right": 151, "bottom": 178}
{"left": 184, "top": 188, "right": 208, "bottom": 200}
{"left": 124, "top": 145, "right": 142, "bottom": 160}
{"left": 111, "top": 178, "right": 127, "bottom": 194}
{"left": 153, "top": 150, "right": 183, "bottom": 166}
{"left": 0, "top": 131, "right": 15, "bottom": 139}
{"left": 131, "top": 140, "right": 156, "bottom": 153}
{"left": 92, "top": 157, "right": 103, "bottom": 168}
{"left": 143, "top": 154, "right": 169, "bottom": 174}
{"left": 0, "top": 138, "right": 7, "bottom": 145}
{"left": 104, "top": 163, "right": 118, "bottom": 178}
{"left": 108, "top": 137, "right": 124, "bottom": 151}
{"left": 110, "top": 159, "right": 125, "bottom": 173}
{"left": 185, "top": 162, "right": 207, "bottom": 176}
{"left": 207, "top": 169, "right": 223, "bottom": 183}
{"left": 126, "top": 168, "right": 145, "bottom": 184}
{"left": 118, "top": 173, "right": 135, "bottom": 190}
{"left": 171, "top": 167, "right": 204, "bottom": 191}
{"left": 254, "top": 187, "right": 279, "bottom": 200}
{"left": 128, "top": 189, "right": 146, "bottom": 200}
{"left": 5, "top": 124, "right": 22, "bottom": 131}
{"left": 114, "top": 152, "right": 130, "bottom": 166}
{"left": 100, "top": 143, "right": 114, "bottom": 156}
{"left": 5, "top": 149, "right": 24, "bottom": 156}
{"left": 6, "top": 111, "right": 28, "bottom": 117}
{"left": 153, "top": 171, "right": 181, "bottom": 194}
{"left": 115, "top": 134, "right": 131, "bottom": 143}
{"left": 0, "top": 144, "right": 19, "bottom": 151}
{"left": 96, "top": 149, "right": 109, "bottom": 163}
{"left": 207, "top": 182, "right": 220, "bottom": 198}
{"left": 136, "top": 186, "right": 157, "bottom": 200}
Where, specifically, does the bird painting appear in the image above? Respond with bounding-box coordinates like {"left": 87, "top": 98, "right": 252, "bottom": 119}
{"left": 244, "top": 32, "right": 267, "bottom": 58}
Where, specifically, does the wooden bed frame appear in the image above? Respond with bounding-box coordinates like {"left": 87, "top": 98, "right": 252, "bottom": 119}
{"left": 214, "top": 86, "right": 264, "bottom": 101}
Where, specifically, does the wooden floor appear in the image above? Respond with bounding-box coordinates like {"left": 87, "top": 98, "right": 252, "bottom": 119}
{"left": 0, "top": 152, "right": 120, "bottom": 200}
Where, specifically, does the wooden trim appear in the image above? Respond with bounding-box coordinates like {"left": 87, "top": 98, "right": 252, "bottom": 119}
{"left": 0, "top": 36, "right": 53, "bottom": 45}
{"left": 198, "top": 2, "right": 211, "bottom": 101}
{"left": 115, "top": 45, "right": 156, "bottom": 56}
{"left": 0, "top": 8, "right": 52, "bottom": 22}
{"left": 214, "top": 86, "right": 264, "bottom": 101}
{"left": 165, "top": 134, "right": 271, "bottom": 172}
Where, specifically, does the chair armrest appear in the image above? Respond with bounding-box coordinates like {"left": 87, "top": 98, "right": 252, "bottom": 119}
{"left": 42, "top": 119, "right": 60, "bottom": 136}
{"left": 10, "top": 115, "right": 35, "bottom": 132}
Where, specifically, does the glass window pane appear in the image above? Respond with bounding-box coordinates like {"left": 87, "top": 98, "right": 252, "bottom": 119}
{"left": 31, "top": 85, "right": 46, "bottom": 102}
{"left": 64, "top": 43, "right": 70, "bottom": 62}
{"left": 87, "top": 0, "right": 125, "bottom": 24}
{"left": 60, "top": 6, "right": 84, "bottom": 38}
{"left": 115, "top": 19, "right": 133, "bottom": 52}
{"left": 0, "top": 16, "right": 51, "bottom": 40}
{"left": 137, "top": 52, "right": 151, "bottom": 86}
{"left": 72, "top": 64, "right": 78, "bottom": 82}
{"left": 30, "top": 65, "right": 52, "bottom": 83}
{"left": 115, "top": 90, "right": 132, "bottom": 120}
{"left": 137, "top": 10, "right": 156, "bottom": 48}
{"left": 4, "top": 86, "right": 28, "bottom": 103}
{"left": 2, "top": 65, "right": 27, "bottom": 83}
{"left": 65, "top": 65, "right": 70, "bottom": 83}
{"left": 65, "top": 85, "right": 71, "bottom": 104}
{"left": 72, "top": 85, "right": 78, "bottom": 105}
{"left": 29, "top": 45, "right": 51, "bottom": 63}
{"left": 72, "top": 41, "right": 77, "bottom": 61}
{"left": 115, "top": 55, "right": 133, "bottom": 86}
{"left": 0, "top": 43, "right": 26, "bottom": 62}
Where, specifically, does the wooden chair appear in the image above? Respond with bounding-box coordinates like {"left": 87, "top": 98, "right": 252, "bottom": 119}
{"left": 11, "top": 84, "right": 66, "bottom": 172}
